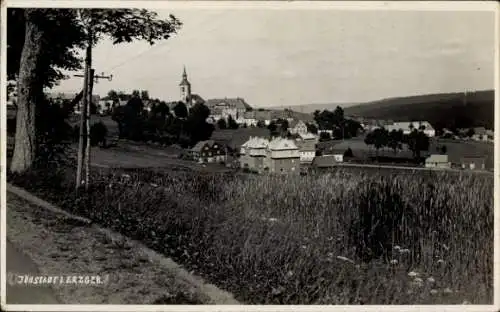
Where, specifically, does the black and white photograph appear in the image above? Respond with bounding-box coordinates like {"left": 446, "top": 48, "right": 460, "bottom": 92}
{"left": 1, "top": 1, "right": 498, "bottom": 309}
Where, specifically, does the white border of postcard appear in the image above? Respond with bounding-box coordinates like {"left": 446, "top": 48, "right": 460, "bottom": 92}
{"left": 0, "top": 1, "right": 498, "bottom": 311}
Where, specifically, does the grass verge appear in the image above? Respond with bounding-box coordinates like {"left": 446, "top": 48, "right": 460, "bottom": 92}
{"left": 7, "top": 192, "right": 207, "bottom": 304}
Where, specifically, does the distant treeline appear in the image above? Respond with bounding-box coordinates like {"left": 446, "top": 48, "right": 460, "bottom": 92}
{"left": 343, "top": 90, "right": 494, "bottom": 130}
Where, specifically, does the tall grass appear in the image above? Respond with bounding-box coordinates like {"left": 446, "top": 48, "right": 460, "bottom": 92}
{"left": 9, "top": 166, "right": 493, "bottom": 304}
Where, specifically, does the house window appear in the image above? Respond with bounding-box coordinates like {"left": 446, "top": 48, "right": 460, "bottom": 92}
{"left": 208, "top": 152, "right": 212, "bottom": 157}
{"left": 291, "top": 167, "right": 295, "bottom": 171}
{"left": 292, "top": 159, "right": 295, "bottom": 163}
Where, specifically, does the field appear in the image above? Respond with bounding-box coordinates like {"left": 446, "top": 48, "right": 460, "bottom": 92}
{"left": 8, "top": 164, "right": 493, "bottom": 305}
{"left": 317, "top": 136, "right": 495, "bottom": 169}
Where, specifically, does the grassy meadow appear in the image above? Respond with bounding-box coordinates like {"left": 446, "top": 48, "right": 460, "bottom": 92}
{"left": 8, "top": 165, "right": 493, "bottom": 304}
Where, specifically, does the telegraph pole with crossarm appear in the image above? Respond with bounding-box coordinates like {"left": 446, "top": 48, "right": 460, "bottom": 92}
{"left": 74, "top": 67, "right": 113, "bottom": 192}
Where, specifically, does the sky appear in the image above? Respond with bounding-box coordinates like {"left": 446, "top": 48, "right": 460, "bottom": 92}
{"left": 51, "top": 8, "right": 496, "bottom": 108}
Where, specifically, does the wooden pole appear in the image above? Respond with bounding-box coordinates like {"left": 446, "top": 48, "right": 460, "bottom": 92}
{"left": 85, "top": 68, "right": 94, "bottom": 190}
{"left": 76, "top": 45, "right": 91, "bottom": 192}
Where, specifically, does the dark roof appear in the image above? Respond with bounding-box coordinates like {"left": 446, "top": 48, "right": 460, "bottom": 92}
{"left": 210, "top": 128, "right": 269, "bottom": 150}
{"left": 191, "top": 140, "right": 217, "bottom": 152}
{"left": 205, "top": 98, "right": 252, "bottom": 111}
{"left": 187, "top": 94, "right": 205, "bottom": 103}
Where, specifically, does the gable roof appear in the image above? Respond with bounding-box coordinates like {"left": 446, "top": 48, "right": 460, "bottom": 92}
{"left": 268, "top": 137, "right": 298, "bottom": 151}
{"left": 289, "top": 119, "right": 307, "bottom": 128}
{"left": 205, "top": 98, "right": 252, "bottom": 111}
{"left": 298, "top": 132, "right": 317, "bottom": 140}
{"left": 242, "top": 136, "right": 270, "bottom": 149}
{"left": 191, "top": 140, "right": 217, "bottom": 152}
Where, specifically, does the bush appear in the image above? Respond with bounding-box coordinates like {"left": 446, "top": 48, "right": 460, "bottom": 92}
{"left": 90, "top": 121, "right": 108, "bottom": 147}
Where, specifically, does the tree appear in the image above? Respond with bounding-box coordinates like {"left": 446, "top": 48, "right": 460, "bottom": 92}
{"left": 365, "top": 128, "right": 389, "bottom": 157}
{"left": 344, "top": 147, "right": 354, "bottom": 158}
{"left": 267, "top": 121, "right": 279, "bottom": 137}
{"left": 140, "top": 90, "right": 150, "bottom": 101}
{"left": 173, "top": 102, "right": 188, "bottom": 119}
{"left": 319, "top": 131, "right": 331, "bottom": 142}
{"left": 9, "top": 8, "right": 182, "bottom": 173}
{"left": 107, "top": 90, "right": 120, "bottom": 103}
{"left": 185, "top": 103, "right": 214, "bottom": 144}
{"left": 256, "top": 120, "right": 266, "bottom": 128}
{"left": 306, "top": 123, "right": 318, "bottom": 134}
{"left": 466, "top": 128, "right": 475, "bottom": 137}
{"left": 227, "top": 115, "right": 239, "bottom": 129}
{"left": 217, "top": 118, "right": 227, "bottom": 129}
{"left": 404, "top": 129, "right": 430, "bottom": 159}
{"left": 388, "top": 129, "right": 404, "bottom": 154}
{"left": 440, "top": 145, "right": 448, "bottom": 155}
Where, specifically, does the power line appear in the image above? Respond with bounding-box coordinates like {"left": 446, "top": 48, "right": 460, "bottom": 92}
{"left": 103, "top": 11, "right": 226, "bottom": 73}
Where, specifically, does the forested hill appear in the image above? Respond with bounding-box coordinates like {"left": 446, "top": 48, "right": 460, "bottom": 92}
{"left": 343, "top": 90, "right": 494, "bottom": 130}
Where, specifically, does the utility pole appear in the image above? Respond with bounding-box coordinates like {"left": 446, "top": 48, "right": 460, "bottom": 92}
{"left": 74, "top": 25, "right": 112, "bottom": 192}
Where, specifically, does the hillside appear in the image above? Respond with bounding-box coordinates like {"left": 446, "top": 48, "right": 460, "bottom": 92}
{"left": 342, "top": 90, "right": 494, "bottom": 130}
{"left": 266, "top": 103, "right": 357, "bottom": 114}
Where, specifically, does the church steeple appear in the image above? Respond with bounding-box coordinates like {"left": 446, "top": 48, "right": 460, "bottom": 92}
{"left": 179, "top": 65, "right": 192, "bottom": 105}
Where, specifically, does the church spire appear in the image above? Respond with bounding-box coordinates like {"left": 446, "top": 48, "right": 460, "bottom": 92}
{"left": 182, "top": 65, "right": 187, "bottom": 80}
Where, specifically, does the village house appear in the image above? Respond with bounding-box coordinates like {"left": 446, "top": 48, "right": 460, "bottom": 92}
{"left": 206, "top": 97, "right": 252, "bottom": 121}
{"left": 294, "top": 132, "right": 318, "bottom": 163}
{"left": 386, "top": 121, "right": 436, "bottom": 137}
{"left": 471, "top": 127, "right": 489, "bottom": 141}
{"left": 239, "top": 136, "right": 269, "bottom": 172}
{"left": 189, "top": 140, "right": 227, "bottom": 164}
{"left": 288, "top": 120, "right": 308, "bottom": 135}
{"left": 425, "top": 154, "right": 451, "bottom": 169}
{"left": 461, "top": 156, "right": 486, "bottom": 170}
{"left": 240, "top": 136, "right": 300, "bottom": 174}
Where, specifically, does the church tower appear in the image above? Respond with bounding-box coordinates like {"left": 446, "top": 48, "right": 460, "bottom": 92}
{"left": 179, "top": 66, "right": 191, "bottom": 106}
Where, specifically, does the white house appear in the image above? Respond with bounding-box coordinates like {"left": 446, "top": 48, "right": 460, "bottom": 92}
{"left": 288, "top": 120, "right": 308, "bottom": 135}
{"left": 425, "top": 154, "right": 451, "bottom": 169}
{"left": 386, "top": 121, "right": 436, "bottom": 137}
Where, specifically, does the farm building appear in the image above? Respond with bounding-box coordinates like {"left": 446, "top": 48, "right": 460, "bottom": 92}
{"left": 239, "top": 137, "right": 300, "bottom": 174}
{"left": 294, "top": 132, "right": 318, "bottom": 163}
{"left": 189, "top": 140, "right": 227, "bottom": 164}
{"left": 461, "top": 156, "right": 486, "bottom": 170}
{"left": 425, "top": 154, "right": 451, "bottom": 169}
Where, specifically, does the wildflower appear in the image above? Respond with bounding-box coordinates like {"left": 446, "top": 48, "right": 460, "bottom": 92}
{"left": 430, "top": 289, "right": 438, "bottom": 295}
{"left": 327, "top": 252, "right": 334, "bottom": 258}
{"left": 393, "top": 245, "right": 401, "bottom": 251}
{"left": 443, "top": 288, "right": 453, "bottom": 294}
{"left": 390, "top": 259, "right": 398, "bottom": 265}
{"left": 301, "top": 245, "right": 307, "bottom": 250}
{"left": 442, "top": 244, "right": 450, "bottom": 251}
{"left": 437, "top": 259, "right": 446, "bottom": 265}
{"left": 327, "top": 236, "right": 334, "bottom": 241}
{"left": 408, "top": 271, "right": 418, "bottom": 277}
{"left": 268, "top": 218, "right": 278, "bottom": 222}
{"left": 399, "top": 248, "right": 411, "bottom": 254}
{"left": 286, "top": 270, "right": 294, "bottom": 277}
{"left": 150, "top": 183, "right": 158, "bottom": 188}
{"left": 412, "top": 278, "right": 424, "bottom": 288}
{"left": 427, "top": 277, "right": 435, "bottom": 283}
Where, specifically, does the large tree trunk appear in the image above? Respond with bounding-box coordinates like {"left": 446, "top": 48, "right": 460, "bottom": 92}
{"left": 10, "top": 10, "right": 46, "bottom": 173}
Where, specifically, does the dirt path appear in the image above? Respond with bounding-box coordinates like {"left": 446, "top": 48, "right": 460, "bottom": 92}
{"left": 6, "top": 239, "right": 60, "bottom": 304}
{"left": 6, "top": 192, "right": 214, "bottom": 304}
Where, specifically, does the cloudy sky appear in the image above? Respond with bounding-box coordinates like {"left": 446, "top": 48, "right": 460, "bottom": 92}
{"left": 51, "top": 7, "right": 496, "bottom": 108}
